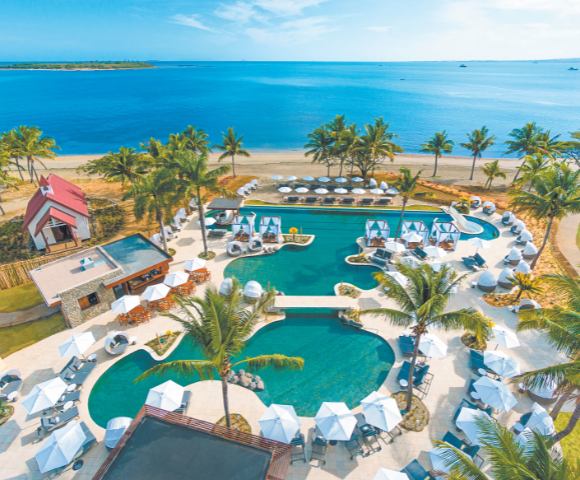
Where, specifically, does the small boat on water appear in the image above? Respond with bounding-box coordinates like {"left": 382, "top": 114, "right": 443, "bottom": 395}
{"left": 569, "top": 67, "right": 578, "bottom": 71}
{"left": 459, "top": 64, "right": 467, "bottom": 68}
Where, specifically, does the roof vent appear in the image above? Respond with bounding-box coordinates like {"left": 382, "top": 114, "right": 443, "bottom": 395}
{"left": 40, "top": 185, "right": 53, "bottom": 196}
{"left": 80, "top": 257, "right": 94, "bottom": 270}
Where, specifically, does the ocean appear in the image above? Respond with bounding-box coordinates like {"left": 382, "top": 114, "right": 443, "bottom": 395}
{"left": 0, "top": 61, "right": 578, "bottom": 156}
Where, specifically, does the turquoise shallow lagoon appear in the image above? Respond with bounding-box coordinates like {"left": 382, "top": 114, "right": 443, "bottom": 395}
{"left": 88, "top": 310, "right": 395, "bottom": 427}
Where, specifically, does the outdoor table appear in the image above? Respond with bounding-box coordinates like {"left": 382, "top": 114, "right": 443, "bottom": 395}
{"left": 471, "top": 281, "right": 478, "bottom": 288}
{"left": 477, "top": 368, "right": 488, "bottom": 377}
{"left": 470, "top": 391, "right": 481, "bottom": 400}
{"left": 399, "top": 379, "right": 409, "bottom": 388}
{"left": 7, "top": 391, "right": 18, "bottom": 402}
{"left": 513, "top": 422, "right": 525, "bottom": 434}
{"left": 87, "top": 353, "right": 97, "bottom": 362}
{"left": 66, "top": 383, "right": 77, "bottom": 392}
{"left": 63, "top": 401, "right": 74, "bottom": 412}
{"left": 329, "top": 440, "right": 338, "bottom": 446}
{"left": 129, "top": 336, "right": 137, "bottom": 345}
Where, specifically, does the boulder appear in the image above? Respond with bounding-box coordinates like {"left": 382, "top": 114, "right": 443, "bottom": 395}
{"left": 239, "top": 375, "right": 251, "bottom": 387}
{"left": 254, "top": 376, "right": 261, "bottom": 382}
{"left": 237, "top": 369, "right": 245, "bottom": 376}
{"left": 246, "top": 373, "right": 253, "bottom": 380}
{"left": 249, "top": 382, "right": 256, "bottom": 391}
{"left": 255, "top": 381, "right": 265, "bottom": 391}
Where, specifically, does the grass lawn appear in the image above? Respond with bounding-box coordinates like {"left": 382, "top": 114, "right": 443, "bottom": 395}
{"left": 0, "top": 313, "right": 67, "bottom": 357}
{"left": 0, "top": 282, "right": 44, "bottom": 313}
{"left": 554, "top": 413, "right": 580, "bottom": 461}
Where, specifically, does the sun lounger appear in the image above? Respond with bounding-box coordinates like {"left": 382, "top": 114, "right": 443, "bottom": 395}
{"left": 462, "top": 256, "right": 480, "bottom": 271}
{"left": 344, "top": 432, "right": 365, "bottom": 460}
{"left": 290, "top": 433, "right": 307, "bottom": 463}
{"left": 52, "top": 421, "right": 98, "bottom": 475}
{"left": 470, "top": 350, "right": 495, "bottom": 375}
{"left": 341, "top": 197, "right": 355, "bottom": 205}
{"left": 371, "top": 248, "right": 392, "bottom": 265}
{"left": 470, "top": 253, "right": 487, "bottom": 269}
{"left": 66, "top": 357, "right": 97, "bottom": 375}
{"left": 399, "top": 335, "right": 417, "bottom": 357}
{"left": 310, "top": 430, "right": 327, "bottom": 465}
{"left": 207, "top": 229, "right": 228, "bottom": 238}
{"left": 58, "top": 368, "right": 90, "bottom": 387}
{"left": 412, "top": 247, "right": 428, "bottom": 260}
{"left": 359, "top": 198, "right": 375, "bottom": 206}
{"left": 442, "top": 431, "right": 484, "bottom": 467}
{"left": 398, "top": 361, "right": 432, "bottom": 394}
{"left": 376, "top": 198, "right": 392, "bottom": 206}
{"left": 305, "top": 196, "right": 318, "bottom": 204}
{"left": 284, "top": 196, "right": 299, "bottom": 203}
{"left": 53, "top": 390, "right": 82, "bottom": 411}
{"left": 322, "top": 197, "right": 336, "bottom": 205}
{"left": 453, "top": 399, "right": 493, "bottom": 428}
{"left": 38, "top": 406, "right": 80, "bottom": 438}
{"left": 401, "top": 460, "right": 430, "bottom": 480}
{"left": 175, "top": 391, "right": 192, "bottom": 413}
{"left": 0, "top": 374, "right": 22, "bottom": 399}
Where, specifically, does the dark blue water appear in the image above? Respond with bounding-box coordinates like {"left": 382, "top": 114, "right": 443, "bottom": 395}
{"left": 1, "top": 61, "right": 578, "bottom": 155}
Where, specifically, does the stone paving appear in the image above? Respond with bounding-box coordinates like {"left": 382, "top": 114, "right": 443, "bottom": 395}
{"left": 0, "top": 198, "right": 570, "bottom": 480}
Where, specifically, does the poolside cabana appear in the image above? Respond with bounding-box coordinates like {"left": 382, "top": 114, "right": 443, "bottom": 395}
{"left": 470, "top": 196, "right": 482, "bottom": 208}
{"left": 260, "top": 216, "right": 282, "bottom": 243}
{"left": 0, "top": 368, "right": 23, "bottom": 401}
{"left": 401, "top": 221, "right": 429, "bottom": 248}
{"left": 219, "top": 278, "right": 234, "bottom": 295}
{"left": 517, "top": 229, "right": 534, "bottom": 246}
{"left": 482, "top": 201, "right": 496, "bottom": 215}
{"left": 511, "top": 219, "right": 526, "bottom": 235}
{"left": 514, "top": 260, "right": 532, "bottom": 275}
{"left": 523, "top": 242, "right": 538, "bottom": 260}
{"left": 104, "top": 331, "right": 131, "bottom": 355}
{"left": 477, "top": 271, "right": 497, "bottom": 293}
{"left": 243, "top": 281, "right": 263, "bottom": 304}
{"left": 232, "top": 215, "right": 255, "bottom": 242}
{"left": 498, "top": 268, "right": 515, "bottom": 289}
{"left": 519, "top": 298, "right": 541, "bottom": 310}
{"left": 429, "top": 221, "right": 461, "bottom": 251}
{"left": 365, "top": 220, "right": 390, "bottom": 247}
{"left": 207, "top": 197, "right": 243, "bottom": 226}
{"left": 502, "top": 211, "right": 516, "bottom": 226}
{"left": 505, "top": 247, "right": 523, "bottom": 265}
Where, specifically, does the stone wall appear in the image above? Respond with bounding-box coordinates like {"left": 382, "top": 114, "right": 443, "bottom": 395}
{"left": 59, "top": 270, "right": 122, "bottom": 327}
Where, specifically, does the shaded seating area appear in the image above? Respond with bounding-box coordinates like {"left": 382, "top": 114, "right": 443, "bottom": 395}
{"left": 470, "top": 350, "right": 495, "bottom": 376}
{"left": 429, "top": 221, "right": 461, "bottom": 251}
{"left": 231, "top": 215, "right": 255, "bottom": 242}
{"left": 64, "top": 357, "right": 96, "bottom": 376}
{"left": 58, "top": 366, "right": 90, "bottom": 387}
{"left": 502, "top": 211, "right": 516, "bottom": 225}
{"left": 207, "top": 229, "right": 228, "bottom": 238}
{"left": 206, "top": 197, "right": 243, "bottom": 226}
{"left": 522, "top": 242, "right": 538, "bottom": 260}
{"left": 376, "top": 198, "right": 392, "bottom": 206}
{"left": 511, "top": 219, "right": 526, "bottom": 235}
{"left": 359, "top": 198, "right": 375, "bottom": 206}
{"left": 398, "top": 361, "right": 433, "bottom": 397}
{"left": 498, "top": 268, "right": 515, "bottom": 289}
{"left": 304, "top": 196, "right": 319, "bottom": 204}
{"left": 290, "top": 434, "right": 307, "bottom": 464}
{"left": 343, "top": 432, "right": 365, "bottom": 460}
{"left": 227, "top": 241, "right": 243, "bottom": 257}
{"left": 365, "top": 220, "right": 390, "bottom": 247}
{"left": 401, "top": 221, "right": 429, "bottom": 248}
{"left": 504, "top": 247, "right": 523, "bottom": 265}
{"left": 283, "top": 196, "right": 299, "bottom": 204}
{"left": 477, "top": 271, "right": 497, "bottom": 292}
{"left": 452, "top": 399, "right": 493, "bottom": 428}
{"left": 309, "top": 430, "right": 328, "bottom": 465}
{"left": 322, "top": 197, "right": 337, "bottom": 205}
{"left": 340, "top": 197, "right": 356, "bottom": 205}
{"left": 38, "top": 406, "right": 80, "bottom": 438}
{"left": 0, "top": 369, "right": 23, "bottom": 401}
{"left": 517, "top": 229, "right": 534, "bottom": 245}
{"left": 104, "top": 331, "right": 131, "bottom": 355}
{"left": 470, "top": 196, "right": 482, "bottom": 208}
{"left": 259, "top": 216, "right": 282, "bottom": 243}
{"left": 243, "top": 280, "right": 264, "bottom": 304}
{"left": 482, "top": 201, "right": 496, "bottom": 215}
{"left": 411, "top": 247, "right": 428, "bottom": 260}
{"left": 370, "top": 248, "right": 392, "bottom": 265}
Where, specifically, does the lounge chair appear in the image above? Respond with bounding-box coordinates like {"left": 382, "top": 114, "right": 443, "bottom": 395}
{"left": 344, "top": 432, "right": 365, "bottom": 460}
{"left": 376, "top": 198, "right": 392, "bottom": 206}
{"left": 0, "top": 373, "right": 22, "bottom": 400}
{"left": 401, "top": 460, "right": 431, "bottom": 480}
{"left": 399, "top": 335, "right": 416, "bottom": 356}
{"left": 462, "top": 256, "right": 480, "bottom": 271}
{"left": 285, "top": 196, "right": 299, "bottom": 204}
{"left": 52, "top": 390, "right": 82, "bottom": 412}
{"left": 305, "top": 196, "right": 318, "bottom": 204}
{"left": 278, "top": 183, "right": 290, "bottom": 188}
{"left": 341, "top": 197, "right": 355, "bottom": 205}
{"left": 66, "top": 357, "right": 97, "bottom": 375}
{"left": 290, "top": 434, "right": 307, "bottom": 464}
{"left": 371, "top": 248, "right": 392, "bottom": 266}
{"left": 471, "top": 253, "right": 487, "bottom": 269}
{"left": 175, "top": 391, "right": 191, "bottom": 414}
{"left": 322, "top": 197, "right": 336, "bottom": 205}
{"left": 453, "top": 399, "right": 493, "bottom": 429}
{"left": 207, "top": 229, "right": 228, "bottom": 238}
{"left": 58, "top": 368, "right": 90, "bottom": 387}
{"left": 442, "top": 431, "right": 484, "bottom": 467}
{"left": 470, "top": 350, "right": 495, "bottom": 376}
{"left": 398, "top": 362, "right": 432, "bottom": 396}
{"left": 359, "top": 198, "right": 375, "bottom": 206}
{"left": 412, "top": 247, "right": 428, "bottom": 260}
{"left": 354, "top": 413, "right": 382, "bottom": 451}
{"left": 38, "top": 407, "right": 80, "bottom": 438}
{"left": 310, "top": 431, "right": 327, "bottom": 465}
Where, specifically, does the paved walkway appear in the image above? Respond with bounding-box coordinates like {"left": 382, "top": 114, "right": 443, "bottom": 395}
{"left": 0, "top": 304, "right": 60, "bottom": 328}
{"left": 0, "top": 201, "right": 569, "bottom": 480}
{"left": 557, "top": 213, "right": 580, "bottom": 275}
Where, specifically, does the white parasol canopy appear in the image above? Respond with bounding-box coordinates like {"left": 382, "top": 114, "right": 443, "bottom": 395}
{"left": 423, "top": 246, "right": 447, "bottom": 258}
{"left": 105, "top": 417, "right": 133, "bottom": 449}
{"left": 183, "top": 258, "right": 207, "bottom": 272}
{"left": 163, "top": 271, "right": 189, "bottom": 288}
{"left": 142, "top": 283, "right": 171, "bottom": 302}
{"left": 352, "top": 177, "right": 364, "bottom": 182}
{"left": 22, "top": 377, "right": 68, "bottom": 415}
{"left": 373, "top": 469, "right": 410, "bottom": 480}
{"left": 258, "top": 404, "right": 302, "bottom": 444}
{"left": 198, "top": 217, "right": 216, "bottom": 226}
{"left": 352, "top": 188, "right": 366, "bottom": 194}
{"left": 286, "top": 175, "right": 298, "bottom": 181}
{"left": 419, "top": 334, "right": 448, "bottom": 358}
{"left": 335, "top": 188, "right": 348, "bottom": 194}
{"left": 370, "top": 188, "right": 384, "bottom": 194}
{"left": 295, "top": 187, "right": 309, "bottom": 193}
{"left": 473, "top": 376, "right": 518, "bottom": 412}
{"left": 386, "top": 271, "right": 408, "bottom": 287}
{"left": 369, "top": 178, "right": 378, "bottom": 187}
{"left": 492, "top": 325, "right": 520, "bottom": 349}
{"left": 386, "top": 187, "right": 400, "bottom": 195}
{"left": 402, "top": 232, "right": 423, "bottom": 243}
{"left": 468, "top": 237, "right": 492, "bottom": 253}
{"left": 456, "top": 408, "right": 493, "bottom": 446}
{"left": 361, "top": 392, "right": 403, "bottom": 432}
{"left": 58, "top": 332, "right": 95, "bottom": 359}
{"left": 278, "top": 187, "right": 292, "bottom": 193}
{"left": 384, "top": 241, "right": 407, "bottom": 253}
{"left": 315, "top": 188, "right": 329, "bottom": 194}
{"left": 335, "top": 177, "right": 348, "bottom": 183}
{"left": 318, "top": 177, "right": 330, "bottom": 182}
{"left": 236, "top": 188, "right": 246, "bottom": 196}
{"left": 111, "top": 295, "right": 140, "bottom": 313}
{"left": 271, "top": 175, "right": 284, "bottom": 180}
{"left": 35, "top": 420, "right": 86, "bottom": 474}
{"left": 484, "top": 351, "right": 521, "bottom": 377}
{"left": 525, "top": 403, "right": 556, "bottom": 435}
{"left": 303, "top": 176, "right": 315, "bottom": 181}
{"left": 145, "top": 380, "right": 184, "bottom": 412}
{"left": 315, "top": 402, "right": 357, "bottom": 441}
{"left": 379, "top": 181, "right": 388, "bottom": 190}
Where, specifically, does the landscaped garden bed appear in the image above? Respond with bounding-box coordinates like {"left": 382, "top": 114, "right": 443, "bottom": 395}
{"left": 216, "top": 413, "right": 251, "bottom": 433}
{"left": 338, "top": 284, "right": 361, "bottom": 298}
{"left": 347, "top": 253, "right": 370, "bottom": 264}
{"left": 199, "top": 250, "right": 216, "bottom": 260}
{"left": 282, "top": 234, "right": 312, "bottom": 244}
{"left": 145, "top": 331, "right": 181, "bottom": 356}
{"left": 392, "top": 392, "right": 430, "bottom": 432}
{"left": 461, "top": 332, "right": 487, "bottom": 351}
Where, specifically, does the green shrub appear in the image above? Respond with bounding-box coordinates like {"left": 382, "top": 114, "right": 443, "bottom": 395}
{"left": 0, "top": 220, "right": 37, "bottom": 263}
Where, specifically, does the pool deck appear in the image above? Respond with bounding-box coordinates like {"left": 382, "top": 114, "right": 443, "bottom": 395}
{"left": 0, "top": 202, "right": 571, "bottom": 480}
{"left": 274, "top": 296, "right": 358, "bottom": 309}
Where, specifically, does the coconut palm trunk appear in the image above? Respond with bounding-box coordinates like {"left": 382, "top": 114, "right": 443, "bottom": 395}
{"left": 0, "top": 200, "right": 4, "bottom": 215}
{"left": 394, "top": 197, "right": 408, "bottom": 240}
{"left": 230, "top": 154, "right": 236, "bottom": 178}
{"left": 470, "top": 154, "right": 477, "bottom": 181}
{"left": 554, "top": 399, "right": 580, "bottom": 442}
{"left": 221, "top": 358, "right": 232, "bottom": 428}
{"left": 550, "top": 390, "right": 573, "bottom": 421}
{"left": 530, "top": 216, "right": 554, "bottom": 269}
{"left": 406, "top": 331, "right": 423, "bottom": 412}
{"left": 196, "top": 187, "right": 209, "bottom": 256}
{"left": 157, "top": 213, "right": 169, "bottom": 253}
{"left": 513, "top": 158, "right": 524, "bottom": 182}
{"left": 14, "top": 157, "right": 24, "bottom": 181}
{"left": 433, "top": 153, "right": 439, "bottom": 177}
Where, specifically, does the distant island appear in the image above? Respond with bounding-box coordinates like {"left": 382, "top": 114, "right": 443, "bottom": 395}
{"left": 0, "top": 61, "right": 154, "bottom": 71}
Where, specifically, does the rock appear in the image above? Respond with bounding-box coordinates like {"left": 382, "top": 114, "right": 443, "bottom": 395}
{"left": 239, "top": 375, "right": 251, "bottom": 387}
{"left": 231, "top": 375, "right": 239, "bottom": 384}
{"left": 237, "top": 369, "right": 245, "bottom": 376}
{"left": 254, "top": 376, "right": 261, "bottom": 382}
{"left": 255, "top": 381, "right": 265, "bottom": 391}
{"left": 249, "top": 382, "right": 256, "bottom": 390}
{"left": 246, "top": 373, "right": 253, "bottom": 380}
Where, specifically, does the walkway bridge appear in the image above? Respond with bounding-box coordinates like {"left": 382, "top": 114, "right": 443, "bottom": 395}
{"left": 273, "top": 296, "right": 358, "bottom": 310}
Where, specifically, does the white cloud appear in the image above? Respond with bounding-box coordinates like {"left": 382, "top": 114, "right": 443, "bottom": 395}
{"left": 215, "top": 2, "right": 258, "bottom": 24}
{"left": 171, "top": 14, "right": 216, "bottom": 32}
{"left": 254, "top": 0, "right": 329, "bottom": 16}
{"left": 366, "top": 26, "right": 391, "bottom": 33}
{"left": 246, "top": 16, "right": 334, "bottom": 44}
{"left": 487, "top": 0, "right": 580, "bottom": 14}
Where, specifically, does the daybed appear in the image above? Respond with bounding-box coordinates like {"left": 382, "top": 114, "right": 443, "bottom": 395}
{"left": 0, "top": 369, "right": 23, "bottom": 401}
{"left": 104, "top": 331, "right": 131, "bottom": 355}
{"left": 498, "top": 268, "right": 515, "bottom": 289}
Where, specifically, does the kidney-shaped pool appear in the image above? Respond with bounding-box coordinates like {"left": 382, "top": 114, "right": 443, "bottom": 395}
{"left": 88, "top": 309, "right": 395, "bottom": 427}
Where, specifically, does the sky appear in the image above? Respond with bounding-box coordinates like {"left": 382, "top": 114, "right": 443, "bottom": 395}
{"left": 2, "top": 0, "right": 580, "bottom": 61}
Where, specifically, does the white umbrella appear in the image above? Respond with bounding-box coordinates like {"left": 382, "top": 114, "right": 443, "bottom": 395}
{"left": 468, "top": 237, "right": 492, "bottom": 254}
{"left": 271, "top": 175, "right": 283, "bottom": 180}
{"left": 258, "top": 404, "right": 302, "bottom": 443}
{"left": 105, "top": 417, "right": 133, "bottom": 449}
{"left": 237, "top": 187, "right": 246, "bottom": 196}
{"left": 370, "top": 188, "right": 384, "bottom": 194}
{"left": 456, "top": 408, "right": 493, "bottom": 446}
{"left": 58, "top": 332, "right": 95, "bottom": 359}
{"left": 386, "top": 187, "right": 400, "bottom": 195}
{"left": 361, "top": 392, "right": 403, "bottom": 432}
{"left": 386, "top": 271, "right": 408, "bottom": 287}
{"left": 335, "top": 188, "right": 348, "bottom": 194}
{"left": 525, "top": 403, "right": 556, "bottom": 435}
{"left": 35, "top": 420, "right": 86, "bottom": 474}
{"left": 22, "top": 377, "right": 68, "bottom": 415}
{"left": 315, "top": 188, "right": 329, "bottom": 194}
{"left": 335, "top": 177, "right": 348, "bottom": 183}
{"left": 318, "top": 177, "right": 330, "bottom": 182}
{"left": 484, "top": 351, "right": 521, "bottom": 378}
{"left": 492, "top": 326, "right": 520, "bottom": 349}
{"left": 384, "top": 241, "right": 407, "bottom": 253}
{"left": 315, "top": 402, "right": 357, "bottom": 441}
{"left": 400, "top": 256, "right": 423, "bottom": 268}
{"left": 163, "top": 271, "right": 189, "bottom": 288}
{"left": 429, "top": 448, "right": 450, "bottom": 475}
{"left": 419, "top": 334, "right": 448, "bottom": 359}
{"left": 198, "top": 217, "right": 216, "bottom": 226}
{"left": 374, "top": 469, "right": 410, "bottom": 480}
{"left": 278, "top": 187, "right": 292, "bottom": 193}
{"left": 111, "top": 295, "right": 140, "bottom": 313}
{"left": 295, "top": 187, "right": 309, "bottom": 193}
{"left": 286, "top": 175, "right": 298, "bottom": 181}
{"left": 183, "top": 258, "right": 207, "bottom": 272}
{"left": 303, "top": 176, "right": 315, "bottom": 181}
{"left": 423, "top": 246, "right": 447, "bottom": 258}
{"left": 352, "top": 177, "right": 364, "bottom": 182}
{"left": 379, "top": 181, "right": 388, "bottom": 190}
{"left": 402, "top": 232, "right": 423, "bottom": 243}
{"left": 352, "top": 188, "right": 366, "bottom": 194}
{"left": 473, "top": 376, "right": 518, "bottom": 412}
{"left": 145, "top": 380, "right": 184, "bottom": 412}
{"left": 369, "top": 178, "right": 378, "bottom": 187}
{"left": 142, "top": 283, "right": 171, "bottom": 302}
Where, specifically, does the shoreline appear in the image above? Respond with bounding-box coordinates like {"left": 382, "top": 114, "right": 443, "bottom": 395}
{"left": 0, "top": 67, "right": 155, "bottom": 71}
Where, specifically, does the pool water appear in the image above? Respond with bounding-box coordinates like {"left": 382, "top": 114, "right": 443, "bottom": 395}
{"left": 88, "top": 310, "right": 395, "bottom": 427}
{"left": 224, "top": 206, "right": 499, "bottom": 295}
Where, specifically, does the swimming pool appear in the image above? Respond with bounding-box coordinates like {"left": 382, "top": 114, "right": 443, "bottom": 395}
{"left": 224, "top": 206, "right": 499, "bottom": 295}
{"left": 88, "top": 310, "right": 395, "bottom": 427}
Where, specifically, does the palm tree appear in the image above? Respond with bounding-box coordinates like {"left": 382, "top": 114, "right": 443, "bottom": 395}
{"left": 1, "top": 130, "right": 25, "bottom": 181}
{"left": 122, "top": 169, "right": 178, "bottom": 253}
{"left": 509, "top": 161, "right": 580, "bottom": 269}
{"left": 364, "top": 264, "right": 490, "bottom": 412}
{"left": 180, "top": 126, "right": 212, "bottom": 155}
{"left": 537, "top": 130, "right": 564, "bottom": 159}
{"left": 85, "top": 147, "right": 150, "bottom": 187}
{"left": 213, "top": 127, "right": 250, "bottom": 178}
{"left": 304, "top": 126, "right": 335, "bottom": 176}
{"left": 460, "top": 126, "right": 496, "bottom": 181}
{"left": 420, "top": 131, "right": 454, "bottom": 177}
{"left": 0, "top": 149, "right": 21, "bottom": 215}
{"left": 482, "top": 159, "right": 507, "bottom": 190}
{"left": 509, "top": 273, "right": 543, "bottom": 301}
{"left": 505, "top": 122, "right": 545, "bottom": 182}
{"left": 433, "top": 416, "right": 577, "bottom": 479}
{"left": 561, "top": 130, "right": 580, "bottom": 167}
{"left": 12, "top": 126, "right": 60, "bottom": 185}
{"left": 514, "top": 153, "right": 552, "bottom": 192}
{"left": 341, "top": 124, "right": 361, "bottom": 176}
{"left": 136, "top": 279, "right": 304, "bottom": 428}
{"left": 392, "top": 167, "right": 422, "bottom": 240}
{"left": 356, "top": 119, "right": 404, "bottom": 182}
{"left": 328, "top": 115, "right": 349, "bottom": 176}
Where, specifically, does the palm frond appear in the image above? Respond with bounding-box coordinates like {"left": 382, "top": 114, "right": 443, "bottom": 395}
{"left": 234, "top": 354, "right": 305, "bottom": 373}
{"left": 135, "top": 360, "right": 215, "bottom": 383}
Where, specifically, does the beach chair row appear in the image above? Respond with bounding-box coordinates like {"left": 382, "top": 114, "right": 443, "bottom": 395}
{"left": 283, "top": 196, "right": 393, "bottom": 206}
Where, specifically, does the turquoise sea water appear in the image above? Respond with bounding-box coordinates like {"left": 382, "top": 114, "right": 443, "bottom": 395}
{"left": 224, "top": 206, "right": 499, "bottom": 295}
{"left": 0, "top": 61, "right": 578, "bottom": 155}
{"left": 88, "top": 310, "right": 395, "bottom": 427}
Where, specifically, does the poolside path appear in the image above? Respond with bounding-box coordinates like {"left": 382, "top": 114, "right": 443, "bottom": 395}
{"left": 556, "top": 213, "right": 580, "bottom": 275}
{"left": 0, "top": 203, "right": 570, "bottom": 480}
